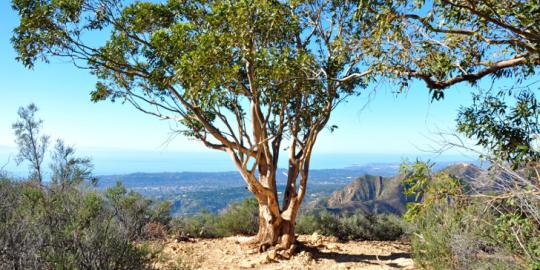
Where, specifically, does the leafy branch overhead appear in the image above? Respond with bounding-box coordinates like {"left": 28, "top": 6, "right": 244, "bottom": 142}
{"left": 457, "top": 88, "right": 540, "bottom": 167}
{"left": 362, "top": 0, "right": 540, "bottom": 99}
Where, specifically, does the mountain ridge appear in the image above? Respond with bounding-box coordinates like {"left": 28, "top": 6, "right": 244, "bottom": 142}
{"left": 307, "top": 163, "right": 484, "bottom": 215}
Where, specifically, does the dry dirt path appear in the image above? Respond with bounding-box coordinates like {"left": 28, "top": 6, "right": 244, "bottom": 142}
{"left": 152, "top": 234, "right": 415, "bottom": 270}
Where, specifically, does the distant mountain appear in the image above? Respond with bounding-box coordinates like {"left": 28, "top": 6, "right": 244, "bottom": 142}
{"left": 441, "top": 163, "right": 484, "bottom": 181}
{"left": 307, "top": 163, "right": 484, "bottom": 215}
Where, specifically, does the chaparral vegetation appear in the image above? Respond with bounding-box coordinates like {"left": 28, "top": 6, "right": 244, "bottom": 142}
{"left": 2, "top": 0, "right": 539, "bottom": 269}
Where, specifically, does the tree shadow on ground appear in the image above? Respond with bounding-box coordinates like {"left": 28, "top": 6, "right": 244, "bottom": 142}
{"left": 297, "top": 242, "right": 411, "bottom": 268}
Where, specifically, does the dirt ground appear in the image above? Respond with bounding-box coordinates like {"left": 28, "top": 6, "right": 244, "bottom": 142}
{"left": 151, "top": 234, "right": 415, "bottom": 270}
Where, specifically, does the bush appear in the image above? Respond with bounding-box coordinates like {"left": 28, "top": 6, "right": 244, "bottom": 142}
{"left": 144, "top": 222, "right": 169, "bottom": 240}
{"left": 0, "top": 178, "right": 167, "bottom": 269}
{"left": 105, "top": 182, "right": 172, "bottom": 240}
{"left": 215, "top": 197, "right": 259, "bottom": 236}
{"left": 1, "top": 104, "right": 172, "bottom": 269}
{"left": 171, "top": 197, "right": 405, "bottom": 241}
{"left": 296, "top": 210, "right": 405, "bottom": 241}
{"left": 402, "top": 161, "right": 540, "bottom": 269}
{"left": 171, "top": 197, "right": 259, "bottom": 238}
{"left": 171, "top": 210, "right": 222, "bottom": 238}
{"left": 408, "top": 197, "right": 528, "bottom": 269}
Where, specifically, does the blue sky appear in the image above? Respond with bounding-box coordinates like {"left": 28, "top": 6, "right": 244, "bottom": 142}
{"left": 0, "top": 2, "right": 487, "bottom": 174}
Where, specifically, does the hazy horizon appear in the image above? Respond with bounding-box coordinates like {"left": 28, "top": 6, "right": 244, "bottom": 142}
{"left": 1, "top": 144, "right": 477, "bottom": 177}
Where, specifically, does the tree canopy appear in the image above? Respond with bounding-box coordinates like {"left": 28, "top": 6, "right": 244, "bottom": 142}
{"left": 362, "top": 0, "right": 540, "bottom": 98}
{"left": 11, "top": 0, "right": 375, "bottom": 250}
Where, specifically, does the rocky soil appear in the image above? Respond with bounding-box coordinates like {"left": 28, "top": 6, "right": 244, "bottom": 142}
{"left": 151, "top": 234, "right": 415, "bottom": 270}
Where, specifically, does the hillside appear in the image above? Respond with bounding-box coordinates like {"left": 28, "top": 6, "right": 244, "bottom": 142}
{"left": 308, "top": 163, "right": 484, "bottom": 215}
{"left": 95, "top": 164, "right": 403, "bottom": 215}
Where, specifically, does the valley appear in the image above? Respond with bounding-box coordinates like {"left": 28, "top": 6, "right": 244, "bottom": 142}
{"left": 96, "top": 161, "right": 478, "bottom": 215}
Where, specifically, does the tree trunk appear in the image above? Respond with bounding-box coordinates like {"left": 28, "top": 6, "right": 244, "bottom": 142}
{"left": 253, "top": 197, "right": 298, "bottom": 253}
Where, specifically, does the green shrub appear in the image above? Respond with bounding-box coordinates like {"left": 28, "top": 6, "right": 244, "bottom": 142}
{"left": 408, "top": 198, "right": 526, "bottom": 269}
{"left": 171, "top": 197, "right": 259, "bottom": 238}
{"left": 171, "top": 210, "right": 222, "bottom": 238}
{"left": 296, "top": 210, "right": 405, "bottom": 241}
{"left": 0, "top": 179, "right": 159, "bottom": 269}
{"left": 105, "top": 182, "right": 173, "bottom": 240}
{"left": 295, "top": 214, "right": 321, "bottom": 235}
{"left": 215, "top": 197, "right": 259, "bottom": 236}
{"left": 1, "top": 105, "right": 171, "bottom": 269}
{"left": 172, "top": 198, "right": 405, "bottom": 242}
{"left": 402, "top": 161, "right": 540, "bottom": 269}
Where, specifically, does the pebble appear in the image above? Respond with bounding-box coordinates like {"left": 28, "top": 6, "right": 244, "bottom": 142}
{"left": 267, "top": 250, "right": 277, "bottom": 260}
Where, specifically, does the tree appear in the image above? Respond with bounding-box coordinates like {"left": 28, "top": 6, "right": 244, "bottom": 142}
{"left": 50, "top": 139, "right": 96, "bottom": 190}
{"left": 11, "top": 0, "right": 374, "bottom": 251}
{"left": 12, "top": 103, "right": 49, "bottom": 182}
{"left": 362, "top": 0, "right": 540, "bottom": 98}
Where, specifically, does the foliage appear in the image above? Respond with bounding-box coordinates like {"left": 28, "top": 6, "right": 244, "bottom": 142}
{"left": 104, "top": 181, "right": 174, "bottom": 240}
{"left": 400, "top": 160, "right": 465, "bottom": 222}
{"left": 402, "top": 161, "right": 540, "bottom": 269}
{"left": 171, "top": 197, "right": 259, "bottom": 238}
{"left": 215, "top": 197, "right": 259, "bottom": 236}
{"left": 457, "top": 89, "right": 540, "bottom": 167}
{"left": 0, "top": 178, "right": 154, "bottom": 270}
{"left": 170, "top": 198, "right": 404, "bottom": 241}
{"left": 106, "top": 182, "right": 154, "bottom": 240}
{"left": 403, "top": 85, "right": 540, "bottom": 268}
{"left": 362, "top": 0, "right": 540, "bottom": 96}
{"left": 296, "top": 210, "right": 405, "bottom": 241}
{"left": 12, "top": 103, "right": 49, "bottom": 182}
{"left": 50, "top": 139, "right": 97, "bottom": 188}
{"left": 1, "top": 117, "right": 172, "bottom": 269}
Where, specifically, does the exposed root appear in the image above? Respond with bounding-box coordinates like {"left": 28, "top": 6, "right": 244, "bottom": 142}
{"left": 275, "top": 242, "right": 297, "bottom": 259}
{"left": 258, "top": 241, "right": 272, "bottom": 253}
{"left": 235, "top": 235, "right": 260, "bottom": 245}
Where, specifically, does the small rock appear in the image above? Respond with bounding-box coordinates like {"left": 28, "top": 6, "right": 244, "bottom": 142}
{"left": 326, "top": 243, "right": 341, "bottom": 251}
{"left": 267, "top": 250, "right": 277, "bottom": 260}
{"left": 299, "top": 251, "right": 313, "bottom": 263}
{"left": 278, "top": 250, "right": 291, "bottom": 260}
{"left": 325, "top": 236, "right": 339, "bottom": 242}
{"left": 311, "top": 232, "right": 323, "bottom": 246}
